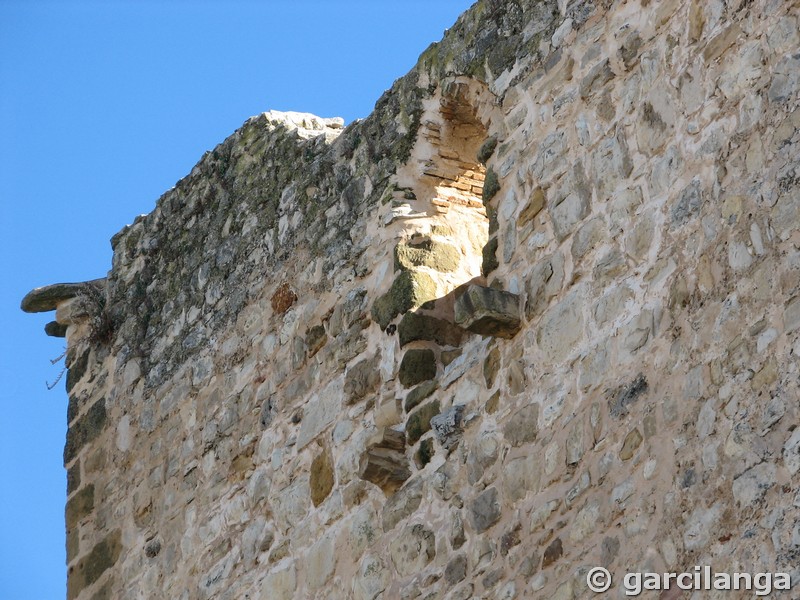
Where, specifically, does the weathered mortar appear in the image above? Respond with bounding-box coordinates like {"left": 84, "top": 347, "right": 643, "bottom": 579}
{"left": 21, "top": 0, "right": 800, "bottom": 598}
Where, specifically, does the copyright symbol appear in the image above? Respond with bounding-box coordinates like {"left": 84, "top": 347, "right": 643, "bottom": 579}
{"left": 587, "top": 567, "right": 612, "bottom": 593}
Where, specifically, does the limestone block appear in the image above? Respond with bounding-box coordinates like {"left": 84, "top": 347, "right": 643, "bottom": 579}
{"left": 518, "top": 187, "right": 545, "bottom": 227}
{"left": 530, "top": 131, "right": 567, "bottom": 183}
{"left": 305, "top": 324, "right": 327, "bottom": 357}
{"left": 66, "top": 530, "right": 122, "bottom": 600}
{"left": 578, "top": 346, "right": 608, "bottom": 391}
{"left": 772, "top": 190, "right": 800, "bottom": 241}
{"left": 406, "top": 400, "right": 441, "bottom": 445}
{"left": 454, "top": 285, "right": 521, "bottom": 338}
{"left": 593, "top": 248, "right": 627, "bottom": 287}
{"left": 783, "top": 429, "right": 800, "bottom": 475}
{"left": 430, "top": 405, "right": 465, "bottom": 450}
{"left": 394, "top": 239, "right": 461, "bottom": 273}
{"left": 565, "top": 471, "right": 590, "bottom": 507}
{"left": 348, "top": 505, "right": 378, "bottom": 559}
{"left": 404, "top": 380, "right": 438, "bottom": 412}
{"left": 415, "top": 438, "right": 435, "bottom": 468}
{"left": 783, "top": 296, "right": 800, "bottom": 332}
{"left": 591, "top": 127, "right": 633, "bottom": 200}
{"left": 541, "top": 537, "right": 563, "bottom": 568}
{"left": 469, "top": 487, "right": 501, "bottom": 533}
{"left": 594, "top": 285, "right": 633, "bottom": 327}
{"left": 481, "top": 236, "right": 499, "bottom": 276}
{"left": 389, "top": 524, "right": 435, "bottom": 577}
{"left": 272, "top": 476, "right": 311, "bottom": 533}
{"left": 619, "top": 31, "right": 642, "bottom": 70}
{"left": 671, "top": 179, "right": 705, "bottom": 227}
{"left": 241, "top": 518, "right": 271, "bottom": 566}
{"left": 353, "top": 554, "right": 389, "bottom": 600}
{"left": 549, "top": 165, "right": 591, "bottom": 241}
{"left": 683, "top": 503, "right": 722, "bottom": 551}
{"left": 441, "top": 348, "right": 482, "bottom": 389}
{"left": 525, "top": 252, "right": 565, "bottom": 319}
{"left": 45, "top": 320, "right": 68, "bottom": 337}
{"left": 570, "top": 503, "right": 601, "bottom": 542}
{"left": 344, "top": 354, "right": 382, "bottom": 404}
{"left": 579, "top": 59, "right": 614, "bottom": 99}
{"left": 65, "top": 484, "right": 94, "bottom": 531}
{"left": 636, "top": 101, "right": 672, "bottom": 156}
{"left": 565, "top": 421, "right": 584, "bottom": 465}
{"left": 371, "top": 270, "right": 439, "bottom": 330}
{"left": 64, "top": 399, "right": 107, "bottom": 464}
{"left": 501, "top": 455, "right": 540, "bottom": 502}
{"left": 445, "top": 553, "right": 468, "bottom": 585}
{"left": 702, "top": 23, "right": 742, "bottom": 64}
{"left": 398, "top": 312, "right": 465, "bottom": 347}
{"left": 310, "top": 449, "right": 335, "bottom": 507}
{"left": 619, "top": 429, "right": 643, "bottom": 461}
{"left": 467, "top": 431, "right": 500, "bottom": 484}
{"left": 66, "top": 461, "right": 81, "bottom": 494}
{"left": 65, "top": 347, "right": 91, "bottom": 394}
{"left": 304, "top": 533, "right": 336, "bottom": 590}
{"left": 398, "top": 349, "right": 437, "bottom": 387}
{"left": 382, "top": 477, "right": 423, "bottom": 532}
{"left": 503, "top": 402, "right": 539, "bottom": 447}
{"left": 572, "top": 217, "right": 607, "bottom": 260}
{"left": 483, "top": 346, "right": 501, "bottom": 389}
{"left": 297, "top": 383, "right": 342, "bottom": 449}
{"left": 624, "top": 217, "right": 654, "bottom": 262}
{"left": 259, "top": 561, "right": 297, "bottom": 600}
{"left": 536, "top": 288, "right": 584, "bottom": 363}
{"left": 732, "top": 462, "right": 776, "bottom": 507}
{"left": 358, "top": 429, "right": 410, "bottom": 495}
{"left": 374, "top": 396, "right": 402, "bottom": 429}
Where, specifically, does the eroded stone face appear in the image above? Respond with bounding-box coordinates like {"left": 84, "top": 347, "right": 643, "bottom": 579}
{"left": 25, "top": 1, "right": 800, "bottom": 598}
{"left": 454, "top": 285, "right": 521, "bottom": 338}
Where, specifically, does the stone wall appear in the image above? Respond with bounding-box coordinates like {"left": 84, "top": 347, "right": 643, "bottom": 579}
{"left": 21, "top": 0, "right": 800, "bottom": 598}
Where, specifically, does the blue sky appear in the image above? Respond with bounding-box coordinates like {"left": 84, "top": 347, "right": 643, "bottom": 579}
{"left": 0, "top": 2, "right": 474, "bottom": 597}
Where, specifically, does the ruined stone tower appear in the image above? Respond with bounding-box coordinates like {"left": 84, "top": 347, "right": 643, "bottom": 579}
{"left": 22, "top": 0, "right": 800, "bottom": 598}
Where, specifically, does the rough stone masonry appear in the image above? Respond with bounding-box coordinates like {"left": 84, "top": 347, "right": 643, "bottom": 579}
{"left": 21, "top": 0, "right": 800, "bottom": 598}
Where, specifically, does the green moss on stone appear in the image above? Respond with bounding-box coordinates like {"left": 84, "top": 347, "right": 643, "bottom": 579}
{"left": 399, "top": 348, "right": 437, "bottom": 388}
{"left": 482, "top": 237, "right": 499, "bottom": 277}
{"left": 67, "top": 529, "right": 122, "bottom": 600}
{"left": 487, "top": 205, "right": 498, "bottom": 236}
{"left": 482, "top": 169, "right": 500, "bottom": 204}
{"left": 394, "top": 240, "right": 461, "bottom": 273}
{"left": 416, "top": 438, "right": 435, "bottom": 468}
{"left": 64, "top": 399, "right": 107, "bottom": 464}
{"left": 398, "top": 312, "right": 465, "bottom": 348}
{"left": 404, "top": 379, "right": 439, "bottom": 413}
{"left": 406, "top": 400, "right": 441, "bottom": 445}
{"left": 371, "top": 271, "right": 438, "bottom": 330}
{"left": 65, "top": 484, "right": 94, "bottom": 530}
{"left": 477, "top": 136, "right": 498, "bottom": 165}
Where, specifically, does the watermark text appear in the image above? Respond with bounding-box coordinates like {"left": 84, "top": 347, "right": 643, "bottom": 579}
{"left": 586, "top": 566, "right": 792, "bottom": 596}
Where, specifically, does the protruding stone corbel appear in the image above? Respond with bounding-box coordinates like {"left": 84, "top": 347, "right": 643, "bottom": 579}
{"left": 454, "top": 284, "right": 521, "bottom": 338}
{"left": 21, "top": 278, "right": 107, "bottom": 337}
{"left": 358, "top": 428, "right": 411, "bottom": 495}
